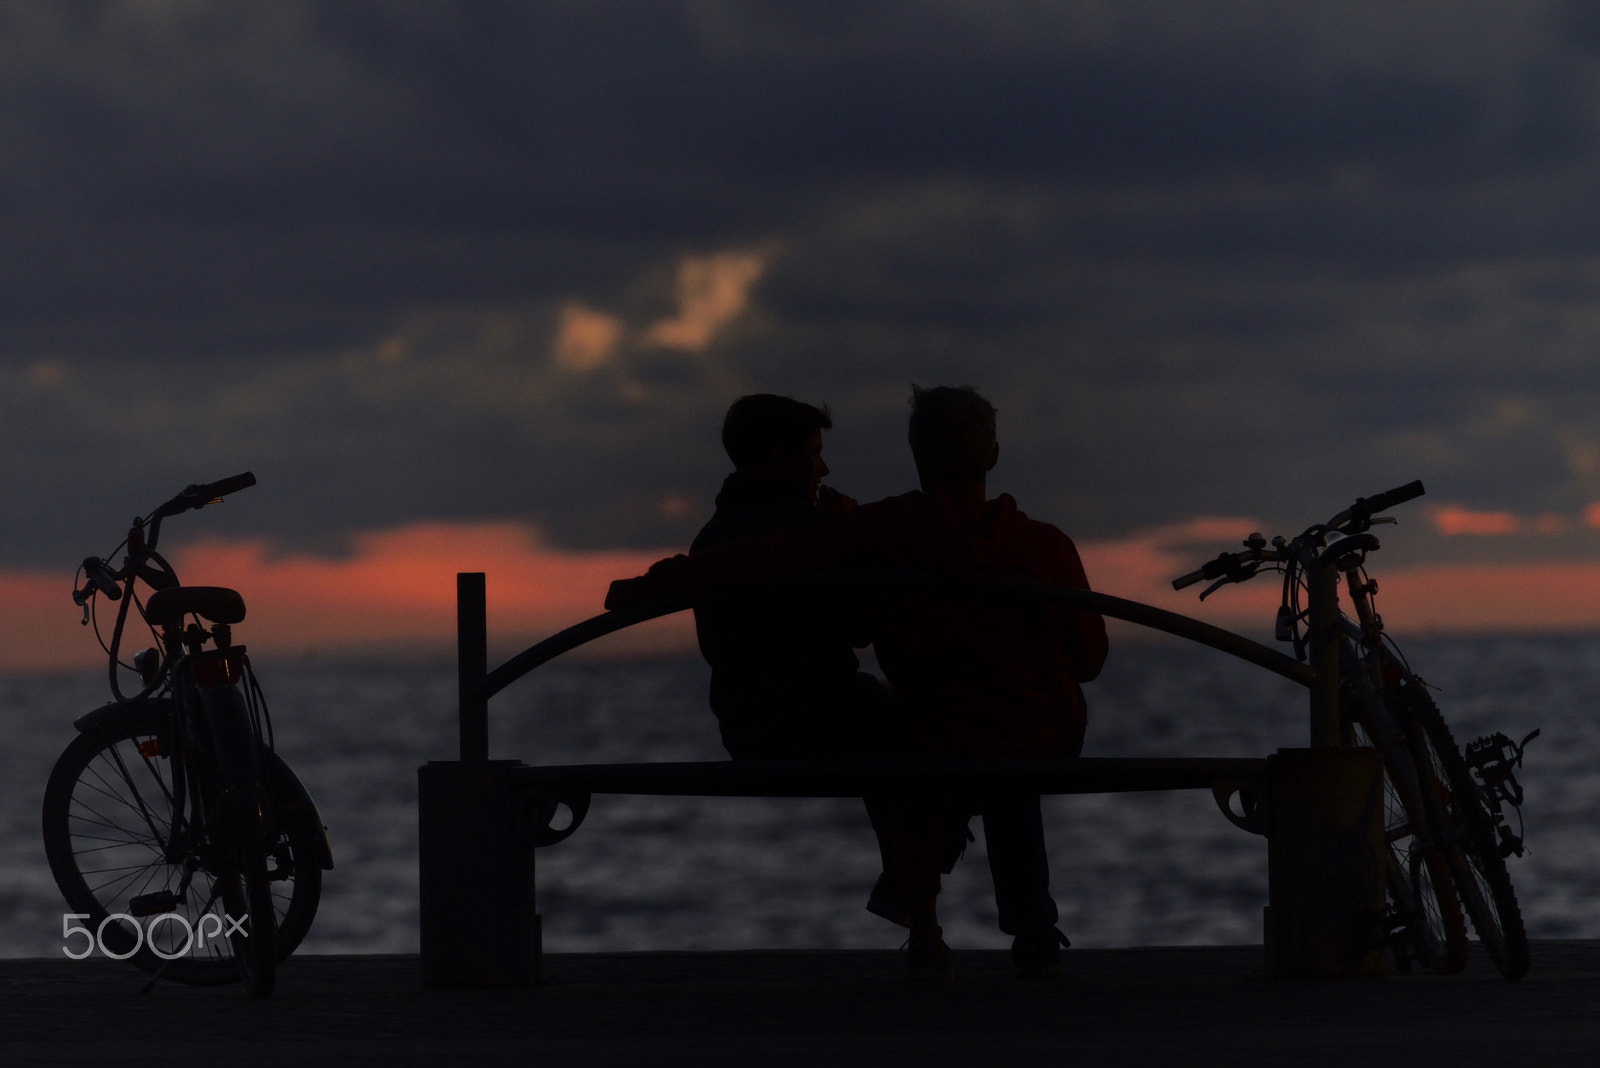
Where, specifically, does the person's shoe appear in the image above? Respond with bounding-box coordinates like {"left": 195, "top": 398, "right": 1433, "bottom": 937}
{"left": 1011, "top": 928, "right": 1070, "bottom": 980}
{"left": 905, "top": 930, "right": 955, "bottom": 982}
{"left": 866, "top": 872, "right": 911, "bottom": 928}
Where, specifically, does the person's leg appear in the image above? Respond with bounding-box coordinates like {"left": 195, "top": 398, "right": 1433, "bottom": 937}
{"left": 864, "top": 793, "right": 909, "bottom": 926}
{"left": 981, "top": 792, "right": 1056, "bottom": 935}
{"left": 981, "top": 791, "right": 1066, "bottom": 976}
{"left": 892, "top": 796, "right": 953, "bottom": 979}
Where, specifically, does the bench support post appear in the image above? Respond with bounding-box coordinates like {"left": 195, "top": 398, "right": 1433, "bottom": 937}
{"left": 418, "top": 759, "right": 541, "bottom": 986}
{"left": 1264, "top": 747, "right": 1386, "bottom": 978}
{"left": 459, "top": 572, "right": 489, "bottom": 762}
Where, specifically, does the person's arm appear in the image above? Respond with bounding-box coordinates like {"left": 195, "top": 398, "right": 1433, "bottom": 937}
{"left": 605, "top": 507, "right": 869, "bottom": 611}
{"left": 1051, "top": 531, "right": 1109, "bottom": 683}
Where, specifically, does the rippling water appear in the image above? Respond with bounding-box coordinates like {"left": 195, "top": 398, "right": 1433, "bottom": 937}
{"left": 0, "top": 632, "right": 1584, "bottom": 959}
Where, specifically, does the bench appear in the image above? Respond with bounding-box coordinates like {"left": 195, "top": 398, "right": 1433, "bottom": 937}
{"left": 418, "top": 569, "right": 1385, "bottom": 986}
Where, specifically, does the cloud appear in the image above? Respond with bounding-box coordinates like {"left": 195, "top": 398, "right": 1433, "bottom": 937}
{"left": 1077, "top": 515, "right": 1283, "bottom": 633}
{"left": 1432, "top": 506, "right": 1525, "bottom": 536}
{"left": 0, "top": 520, "right": 694, "bottom": 674}
{"left": 549, "top": 246, "right": 770, "bottom": 375}
{"left": 1431, "top": 504, "right": 1581, "bottom": 536}
{"left": 8, "top": 0, "right": 1600, "bottom": 593}
{"left": 17, "top": 506, "right": 1600, "bottom": 679}
{"left": 644, "top": 250, "right": 768, "bottom": 352}
{"left": 553, "top": 302, "right": 625, "bottom": 371}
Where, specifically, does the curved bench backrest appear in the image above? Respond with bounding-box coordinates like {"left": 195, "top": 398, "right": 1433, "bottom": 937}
{"left": 456, "top": 568, "right": 1314, "bottom": 761}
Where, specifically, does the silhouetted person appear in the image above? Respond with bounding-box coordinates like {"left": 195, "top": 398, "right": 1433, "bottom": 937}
{"left": 689, "top": 394, "right": 904, "bottom": 923}
{"left": 608, "top": 385, "right": 1109, "bottom": 979}
{"left": 691, "top": 394, "right": 889, "bottom": 759}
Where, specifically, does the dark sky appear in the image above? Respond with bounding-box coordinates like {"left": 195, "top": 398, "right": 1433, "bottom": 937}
{"left": 8, "top": 0, "right": 1600, "bottom": 575}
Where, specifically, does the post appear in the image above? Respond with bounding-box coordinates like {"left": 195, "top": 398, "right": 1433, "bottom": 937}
{"left": 1264, "top": 747, "right": 1385, "bottom": 978}
{"left": 458, "top": 572, "right": 488, "bottom": 762}
{"left": 418, "top": 760, "right": 540, "bottom": 986}
{"left": 419, "top": 573, "right": 540, "bottom": 986}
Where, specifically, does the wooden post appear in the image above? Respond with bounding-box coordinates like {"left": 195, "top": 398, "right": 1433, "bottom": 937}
{"left": 1264, "top": 747, "right": 1386, "bottom": 978}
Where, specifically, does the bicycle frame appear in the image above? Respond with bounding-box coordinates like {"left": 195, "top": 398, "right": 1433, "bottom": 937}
{"left": 1171, "top": 480, "right": 1533, "bottom": 979}
{"left": 48, "top": 473, "right": 330, "bottom": 995}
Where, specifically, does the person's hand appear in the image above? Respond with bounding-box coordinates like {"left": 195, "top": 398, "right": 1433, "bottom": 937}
{"left": 604, "top": 575, "right": 652, "bottom": 611}
{"left": 604, "top": 555, "right": 690, "bottom": 610}
{"left": 816, "top": 484, "right": 858, "bottom": 516}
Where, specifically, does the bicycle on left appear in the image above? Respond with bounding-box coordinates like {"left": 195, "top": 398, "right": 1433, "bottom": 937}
{"left": 42, "top": 473, "right": 332, "bottom": 997}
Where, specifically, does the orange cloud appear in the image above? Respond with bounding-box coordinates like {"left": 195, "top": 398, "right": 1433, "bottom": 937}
{"left": 1432, "top": 505, "right": 1522, "bottom": 536}
{"left": 0, "top": 522, "right": 692, "bottom": 675}
{"left": 11, "top": 515, "right": 1600, "bottom": 679}
{"left": 644, "top": 249, "right": 767, "bottom": 351}
{"left": 1077, "top": 517, "right": 1284, "bottom": 634}
{"left": 1372, "top": 562, "right": 1600, "bottom": 633}
{"left": 553, "top": 301, "right": 624, "bottom": 371}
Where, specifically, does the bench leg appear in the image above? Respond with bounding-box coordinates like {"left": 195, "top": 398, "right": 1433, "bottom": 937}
{"left": 1264, "top": 747, "right": 1386, "bottom": 978}
{"left": 419, "top": 760, "right": 541, "bottom": 986}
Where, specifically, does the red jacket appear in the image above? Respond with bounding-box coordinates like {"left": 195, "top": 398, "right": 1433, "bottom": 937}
{"left": 633, "top": 488, "right": 1108, "bottom": 758}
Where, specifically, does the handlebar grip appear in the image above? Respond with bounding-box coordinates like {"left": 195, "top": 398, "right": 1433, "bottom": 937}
{"left": 1353, "top": 480, "right": 1425, "bottom": 520}
{"left": 1171, "top": 551, "right": 1238, "bottom": 590}
{"left": 195, "top": 471, "right": 256, "bottom": 501}
{"left": 157, "top": 471, "right": 257, "bottom": 518}
{"left": 75, "top": 557, "right": 123, "bottom": 604}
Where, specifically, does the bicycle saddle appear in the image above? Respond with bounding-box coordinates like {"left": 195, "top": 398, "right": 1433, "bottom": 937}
{"left": 144, "top": 586, "right": 247, "bottom": 628}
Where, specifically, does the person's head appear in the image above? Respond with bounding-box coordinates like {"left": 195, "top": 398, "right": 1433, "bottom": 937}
{"left": 721, "top": 393, "right": 833, "bottom": 499}
{"left": 907, "top": 384, "right": 998, "bottom": 489}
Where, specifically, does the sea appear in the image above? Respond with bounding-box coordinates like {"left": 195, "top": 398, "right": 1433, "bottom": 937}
{"left": 1, "top": 633, "right": 1590, "bottom": 960}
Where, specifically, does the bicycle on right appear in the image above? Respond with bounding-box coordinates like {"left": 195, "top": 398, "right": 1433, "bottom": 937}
{"left": 1173, "top": 480, "right": 1536, "bottom": 979}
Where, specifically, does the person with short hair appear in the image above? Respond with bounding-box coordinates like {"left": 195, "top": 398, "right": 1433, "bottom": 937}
{"left": 688, "top": 394, "right": 904, "bottom": 926}
{"left": 691, "top": 393, "right": 889, "bottom": 760}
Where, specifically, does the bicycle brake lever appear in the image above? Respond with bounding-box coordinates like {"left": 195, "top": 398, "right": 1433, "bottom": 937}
{"left": 1198, "top": 561, "right": 1260, "bottom": 601}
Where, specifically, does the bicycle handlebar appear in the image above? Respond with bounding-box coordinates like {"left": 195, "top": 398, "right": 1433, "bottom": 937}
{"left": 1324, "top": 479, "right": 1425, "bottom": 534}
{"left": 153, "top": 471, "right": 257, "bottom": 519}
{"left": 1170, "top": 480, "right": 1426, "bottom": 592}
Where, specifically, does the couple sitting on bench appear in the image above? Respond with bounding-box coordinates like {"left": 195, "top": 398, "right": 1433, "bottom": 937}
{"left": 605, "top": 385, "right": 1108, "bottom": 980}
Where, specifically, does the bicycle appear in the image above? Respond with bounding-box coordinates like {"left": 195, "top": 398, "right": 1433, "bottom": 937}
{"left": 42, "top": 473, "right": 332, "bottom": 996}
{"left": 1172, "top": 481, "right": 1535, "bottom": 979}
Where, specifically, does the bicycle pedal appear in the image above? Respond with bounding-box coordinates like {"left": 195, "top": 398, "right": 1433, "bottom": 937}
{"left": 129, "top": 890, "right": 181, "bottom": 917}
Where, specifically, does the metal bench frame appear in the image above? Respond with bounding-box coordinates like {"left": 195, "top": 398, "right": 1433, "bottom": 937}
{"left": 419, "top": 568, "right": 1383, "bottom": 986}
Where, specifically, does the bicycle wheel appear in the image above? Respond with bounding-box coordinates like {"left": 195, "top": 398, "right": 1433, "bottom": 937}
{"left": 1396, "top": 677, "right": 1531, "bottom": 980}
{"left": 42, "top": 720, "right": 321, "bottom": 985}
{"left": 1342, "top": 646, "right": 1468, "bottom": 974}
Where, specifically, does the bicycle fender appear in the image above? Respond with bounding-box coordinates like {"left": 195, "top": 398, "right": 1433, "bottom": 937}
{"left": 73, "top": 696, "right": 176, "bottom": 734}
{"left": 198, "top": 683, "right": 267, "bottom": 818}
{"left": 263, "top": 748, "right": 335, "bottom": 871}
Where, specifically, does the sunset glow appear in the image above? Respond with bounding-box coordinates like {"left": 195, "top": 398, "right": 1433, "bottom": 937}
{"left": 7, "top": 516, "right": 1600, "bottom": 677}
{"left": 3, "top": 523, "right": 692, "bottom": 675}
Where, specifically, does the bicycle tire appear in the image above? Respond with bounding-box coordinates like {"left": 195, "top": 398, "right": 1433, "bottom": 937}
{"left": 42, "top": 720, "right": 322, "bottom": 985}
{"left": 1342, "top": 644, "right": 1469, "bottom": 974}
{"left": 1396, "top": 678, "right": 1531, "bottom": 980}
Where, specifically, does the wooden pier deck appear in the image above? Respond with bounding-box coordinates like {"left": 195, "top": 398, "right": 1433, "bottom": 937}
{"left": 2, "top": 942, "right": 1590, "bottom": 1066}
